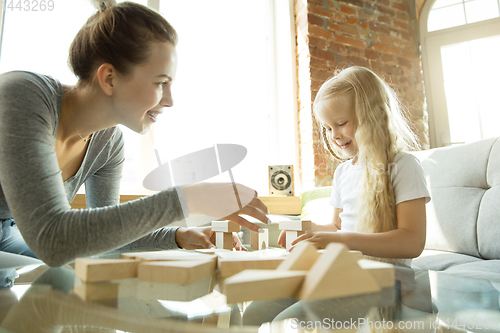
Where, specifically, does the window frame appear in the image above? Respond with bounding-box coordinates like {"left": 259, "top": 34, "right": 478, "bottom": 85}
{"left": 420, "top": 0, "right": 500, "bottom": 148}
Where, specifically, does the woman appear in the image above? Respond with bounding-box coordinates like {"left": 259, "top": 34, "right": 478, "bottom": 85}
{"left": 0, "top": 1, "right": 268, "bottom": 287}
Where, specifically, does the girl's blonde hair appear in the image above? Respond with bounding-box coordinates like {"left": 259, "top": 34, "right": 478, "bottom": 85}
{"left": 314, "top": 66, "right": 419, "bottom": 261}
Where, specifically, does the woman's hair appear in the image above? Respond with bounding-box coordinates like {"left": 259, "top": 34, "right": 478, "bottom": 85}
{"left": 313, "top": 66, "right": 420, "bottom": 260}
{"left": 69, "top": 0, "right": 178, "bottom": 84}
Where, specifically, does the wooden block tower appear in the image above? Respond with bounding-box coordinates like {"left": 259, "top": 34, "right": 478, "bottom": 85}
{"left": 278, "top": 220, "right": 312, "bottom": 251}
{"left": 211, "top": 221, "right": 240, "bottom": 250}
{"left": 250, "top": 228, "right": 269, "bottom": 251}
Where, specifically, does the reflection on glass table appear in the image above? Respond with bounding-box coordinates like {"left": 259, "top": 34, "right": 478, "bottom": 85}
{"left": 0, "top": 259, "right": 499, "bottom": 332}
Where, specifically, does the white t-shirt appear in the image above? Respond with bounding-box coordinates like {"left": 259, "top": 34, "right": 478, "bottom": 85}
{"left": 330, "top": 152, "right": 431, "bottom": 232}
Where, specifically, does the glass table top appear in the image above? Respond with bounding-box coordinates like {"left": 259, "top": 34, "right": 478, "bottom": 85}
{"left": 0, "top": 254, "right": 499, "bottom": 333}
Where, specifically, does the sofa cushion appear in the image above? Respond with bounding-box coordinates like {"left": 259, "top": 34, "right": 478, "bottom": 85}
{"left": 424, "top": 187, "right": 483, "bottom": 257}
{"left": 477, "top": 186, "right": 500, "bottom": 259}
{"left": 413, "top": 250, "right": 500, "bottom": 283}
{"left": 412, "top": 250, "right": 483, "bottom": 271}
{"left": 300, "top": 186, "right": 333, "bottom": 226}
{"left": 412, "top": 137, "right": 500, "bottom": 260}
{"left": 444, "top": 260, "right": 500, "bottom": 283}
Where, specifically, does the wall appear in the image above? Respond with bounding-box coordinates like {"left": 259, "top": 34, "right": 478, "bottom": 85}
{"left": 295, "top": 0, "right": 428, "bottom": 189}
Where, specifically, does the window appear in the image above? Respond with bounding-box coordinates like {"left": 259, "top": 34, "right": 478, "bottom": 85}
{"left": 428, "top": 0, "right": 500, "bottom": 31}
{"left": 0, "top": 0, "right": 297, "bottom": 195}
{"left": 421, "top": 0, "right": 500, "bottom": 147}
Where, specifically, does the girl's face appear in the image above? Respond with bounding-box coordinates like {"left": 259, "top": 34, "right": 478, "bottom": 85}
{"left": 112, "top": 41, "right": 178, "bottom": 134}
{"left": 316, "top": 96, "right": 358, "bottom": 158}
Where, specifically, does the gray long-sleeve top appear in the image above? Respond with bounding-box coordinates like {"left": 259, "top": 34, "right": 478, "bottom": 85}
{"left": 0, "top": 71, "right": 184, "bottom": 266}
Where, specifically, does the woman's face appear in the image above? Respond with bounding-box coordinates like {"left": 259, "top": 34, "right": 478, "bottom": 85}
{"left": 316, "top": 95, "right": 358, "bottom": 158}
{"left": 112, "top": 41, "right": 178, "bottom": 134}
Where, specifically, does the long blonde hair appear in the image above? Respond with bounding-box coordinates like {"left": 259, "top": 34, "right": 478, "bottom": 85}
{"left": 314, "top": 67, "right": 419, "bottom": 259}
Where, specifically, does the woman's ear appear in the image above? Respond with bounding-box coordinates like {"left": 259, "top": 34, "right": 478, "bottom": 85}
{"left": 96, "top": 63, "right": 117, "bottom": 96}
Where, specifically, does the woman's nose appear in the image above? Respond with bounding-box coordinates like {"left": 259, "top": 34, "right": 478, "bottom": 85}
{"left": 160, "top": 86, "right": 173, "bottom": 107}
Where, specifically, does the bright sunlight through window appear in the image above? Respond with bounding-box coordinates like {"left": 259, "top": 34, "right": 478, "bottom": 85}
{"left": 428, "top": 0, "right": 500, "bottom": 31}
{"left": 440, "top": 35, "right": 500, "bottom": 144}
{"left": 0, "top": 0, "right": 296, "bottom": 196}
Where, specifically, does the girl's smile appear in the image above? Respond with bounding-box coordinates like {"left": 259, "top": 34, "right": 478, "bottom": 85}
{"left": 316, "top": 95, "right": 358, "bottom": 158}
{"left": 339, "top": 140, "right": 352, "bottom": 149}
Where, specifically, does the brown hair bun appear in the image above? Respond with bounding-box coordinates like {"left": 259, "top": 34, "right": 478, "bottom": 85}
{"left": 69, "top": 1, "right": 177, "bottom": 84}
{"left": 90, "top": 0, "right": 117, "bottom": 11}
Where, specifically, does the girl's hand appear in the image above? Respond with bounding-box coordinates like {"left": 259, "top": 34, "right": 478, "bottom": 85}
{"left": 278, "top": 222, "right": 339, "bottom": 248}
{"left": 182, "top": 183, "right": 269, "bottom": 233}
{"left": 175, "top": 227, "right": 214, "bottom": 250}
{"left": 290, "top": 231, "right": 340, "bottom": 251}
{"left": 277, "top": 230, "right": 287, "bottom": 248}
{"left": 209, "top": 230, "right": 246, "bottom": 251}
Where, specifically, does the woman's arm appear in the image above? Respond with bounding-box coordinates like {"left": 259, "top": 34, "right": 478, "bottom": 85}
{"left": 0, "top": 72, "right": 265, "bottom": 267}
{"left": 292, "top": 198, "right": 426, "bottom": 259}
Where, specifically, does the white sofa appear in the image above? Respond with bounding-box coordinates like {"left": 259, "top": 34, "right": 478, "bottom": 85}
{"left": 411, "top": 136, "right": 500, "bottom": 283}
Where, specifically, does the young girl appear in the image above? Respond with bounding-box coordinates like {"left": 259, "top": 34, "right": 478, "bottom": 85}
{"left": 279, "top": 66, "right": 430, "bottom": 264}
{"left": 0, "top": 1, "right": 267, "bottom": 287}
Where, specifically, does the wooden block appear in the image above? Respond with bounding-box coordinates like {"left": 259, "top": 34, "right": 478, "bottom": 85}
{"left": 194, "top": 248, "right": 231, "bottom": 255}
{"left": 258, "top": 196, "right": 301, "bottom": 215}
{"left": 318, "top": 249, "right": 364, "bottom": 261}
{"left": 119, "top": 250, "right": 217, "bottom": 263}
{"left": 73, "top": 281, "right": 119, "bottom": 301}
{"left": 202, "top": 313, "right": 219, "bottom": 326}
{"left": 349, "top": 250, "right": 364, "bottom": 261}
{"left": 277, "top": 241, "right": 320, "bottom": 271}
{"left": 215, "top": 248, "right": 287, "bottom": 260}
{"left": 285, "top": 230, "right": 305, "bottom": 251}
{"left": 297, "top": 243, "right": 381, "bottom": 301}
{"left": 250, "top": 228, "right": 269, "bottom": 250}
{"left": 358, "top": 259, "right": 395, "bottom": 287}
{"left": 137, "top": 278, "right": 213, "bottom": 302}
{"left": 218, "top": 257, "right": 285, "bottom": 278}
{"left": 216, "top": 232, "right": 233, "bottom": 250}
{"left": 119, "top": 252, "right": 137, "bottom": 260}
{"left": 138, "top": 259, "right": 216, "bottom": 284}
{"left": 75, "top": 258, "right": 140, "bottom": 282}
{"left": 211, "top": 221, "right": 241, "bottom": 233}
{"left": 278, "top": 220, "right": 312, "bottom": 231}
{"left": 224, "top": 269, "right": 306, "bottom": 303}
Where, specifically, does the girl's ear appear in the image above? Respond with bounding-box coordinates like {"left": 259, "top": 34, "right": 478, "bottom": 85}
{"left": 96, "top": 63, "right": 117, "bottom": 96}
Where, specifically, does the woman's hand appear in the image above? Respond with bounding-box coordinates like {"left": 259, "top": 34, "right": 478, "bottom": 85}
{"left": 175, "top": 226, "right": 247, "bottom": 251}
{"left": 289, "top": 231, "right": 341, "bottom": 251}
{"left": 175, "top": 227, "right": 214, "bottom": 250}
{"left": 182, "top": 183, "right": 269, "bottom": 233}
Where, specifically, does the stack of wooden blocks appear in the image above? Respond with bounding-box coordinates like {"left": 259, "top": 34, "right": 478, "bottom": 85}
{"left": 73, "top": 219, "right": 394, "bottom": 304}
{"left": 223, "top": 241, "right": 394, "bottom": 303}
{"left": 212, "top": 220, "right": 270, "bottom": 251}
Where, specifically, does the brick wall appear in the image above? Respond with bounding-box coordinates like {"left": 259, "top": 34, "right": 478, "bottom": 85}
{"left": 295, "top": 0, "right": 428, "bottom": 190}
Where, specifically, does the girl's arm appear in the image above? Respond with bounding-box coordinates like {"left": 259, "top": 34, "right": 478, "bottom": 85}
{"left": 312, "top": 207, "right": 342, "bottom": 232}
{"left": 292, "top": 197, "right": 426, "bottom": 259}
